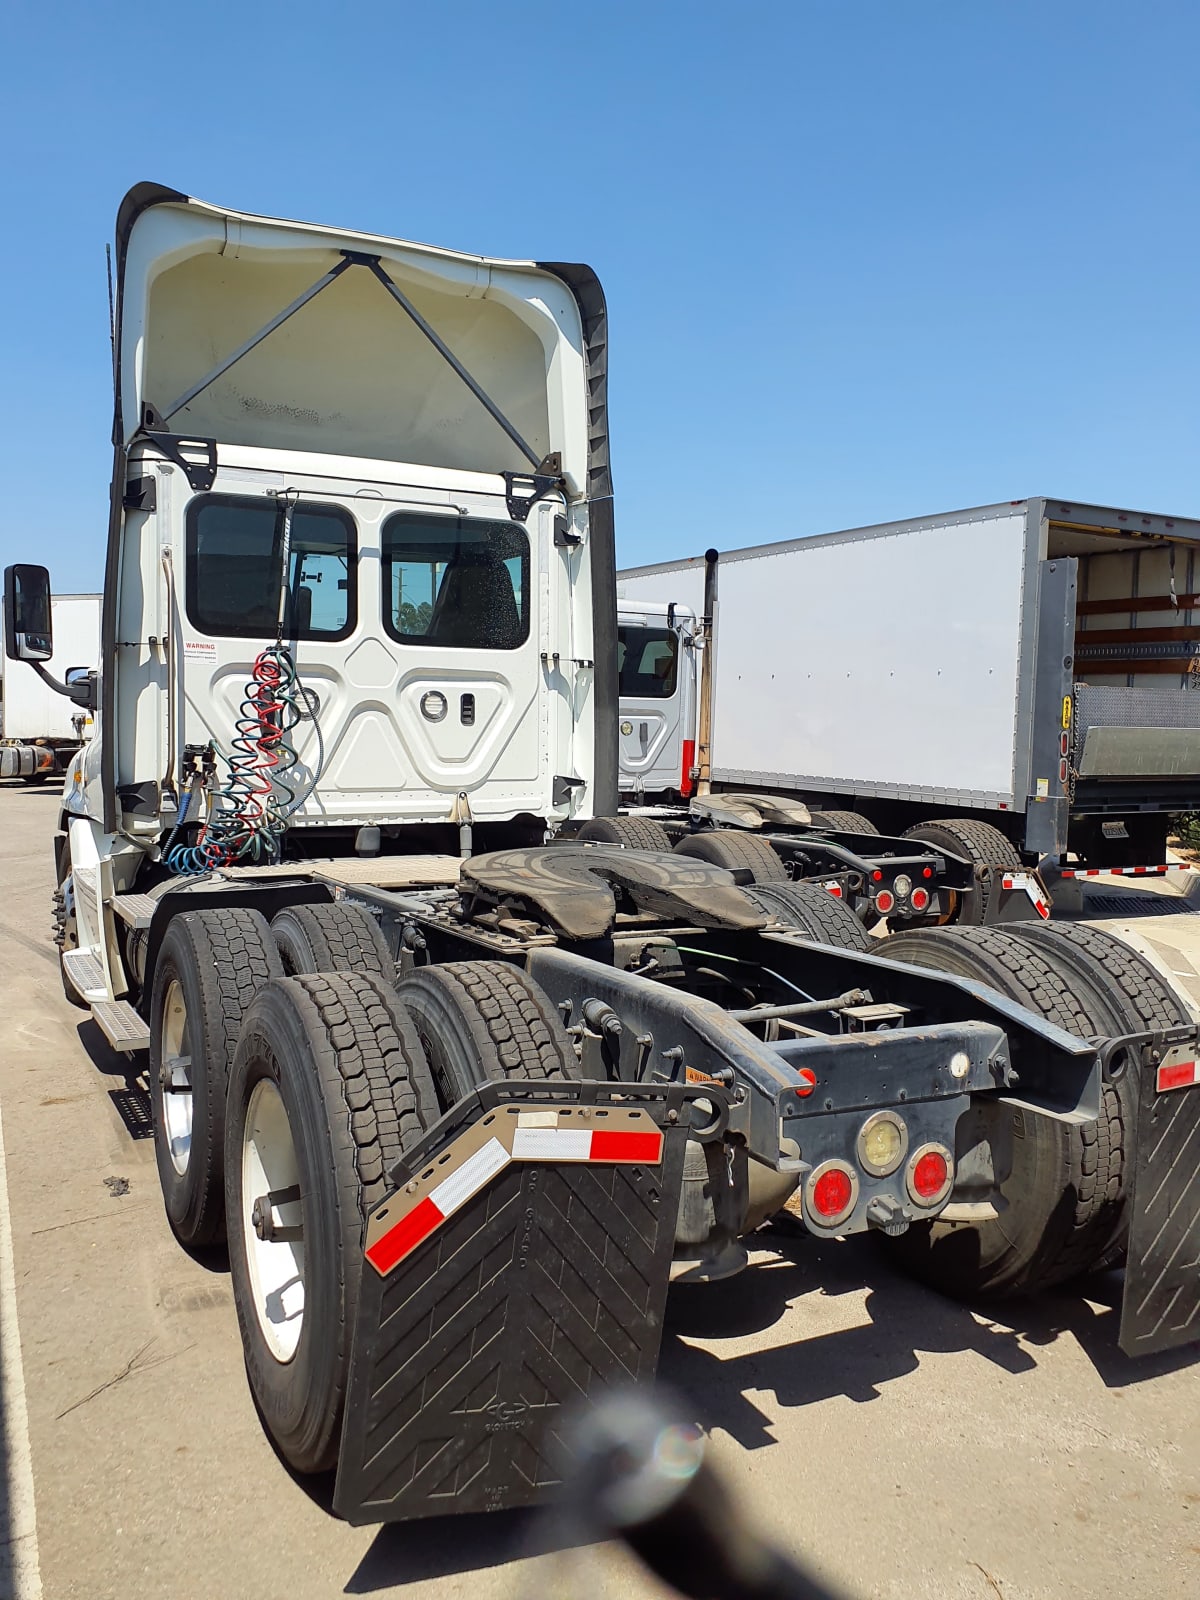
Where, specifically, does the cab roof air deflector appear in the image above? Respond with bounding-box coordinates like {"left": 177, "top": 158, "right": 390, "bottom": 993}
{"left": 146, "top": 250, "right": 562, "bottom": 509}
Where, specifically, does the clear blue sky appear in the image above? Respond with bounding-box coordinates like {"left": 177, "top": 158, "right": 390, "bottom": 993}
{"left": 1, "top": 1, "right": 1196, "bottom": 590}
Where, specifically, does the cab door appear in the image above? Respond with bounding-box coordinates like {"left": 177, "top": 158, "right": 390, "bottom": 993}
{"left": 617, "top": 606, "right": 696, "bottom": 799}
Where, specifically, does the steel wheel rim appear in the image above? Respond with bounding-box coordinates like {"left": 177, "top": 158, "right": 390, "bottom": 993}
{"left": 160, "top": 979, "right": 193, "bottom": 1176}
{"left": 242, "top": 1078, "right": 305, "bottom": 1363}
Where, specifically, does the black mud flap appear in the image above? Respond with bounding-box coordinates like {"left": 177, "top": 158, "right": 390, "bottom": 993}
{"left": 979, "top": 865, "right": 1053, "bottom": 925}
{"left": 1120, "top": 1048, "right": 1200, "bottom": 1357}
{"left": 332, "top": 1078, "right": 702, "bottom": 1524}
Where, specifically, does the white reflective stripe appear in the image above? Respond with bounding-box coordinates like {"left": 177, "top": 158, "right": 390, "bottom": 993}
{"left": 428, "top": 1137, "right": 510, "bottom": 1217}
{"left": 511, "top": 1127, "right": 594, "bottom": 1161}
{"left": 517, "top": 1110, "right": 560, "bottom": 1129}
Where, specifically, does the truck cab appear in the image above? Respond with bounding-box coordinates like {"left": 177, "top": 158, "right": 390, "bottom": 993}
{"left": 617, "top": 598, "right": 698, "bottom": 801}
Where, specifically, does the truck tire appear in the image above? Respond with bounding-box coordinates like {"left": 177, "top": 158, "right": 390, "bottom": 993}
{"left": 1002, "top": 920, "right": 1192, "bottom": 1270}
{"left": 879, "top": 925, "right": 1127, "bottom": 1295}
{"left": 902, "top": 817, "right": 1021, "bottom": 868}
{"left": 901, "top": 818, "right": 1021, "bottom": 927}
{"left": 270, "top": 902, "right": 394, "bottom": 981}
{"left": 811, "top": 810, "right": 880, "bottom": 836}
{"left": 1008, "top": 921, "right": 1190, "bottom": 1029}
{"left": 225, "top": 972, "right": 439, "bottom": 1474}
{"left": 577, "top": 815, "right": 673, "bottom": 851}
{"left": 53, "top": 880, "right": 87, "bottom": 1009}
{"left": 396, "top": 960, "right": 579, "bottom": 1108}
{"left": 673, "top": 830, "right": 788, "bottom": 883}
{"left": 744, "top": 881, "right": 873, "bottom": 953}
{"left": 149, "top": 908, "right": 284, "bottom": 1248}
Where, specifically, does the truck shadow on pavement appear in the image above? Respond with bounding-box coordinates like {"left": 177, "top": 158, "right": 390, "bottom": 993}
{"left": 659, "top": 1226, "right": 1199, "bottom": 1452}
{"left": 75, "top": 1019, "right": 155, "bottom": 1144}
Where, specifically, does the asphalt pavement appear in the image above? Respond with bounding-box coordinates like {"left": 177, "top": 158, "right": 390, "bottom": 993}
{"left": 1, "top": 780, "right": 1199, "bottom": 1600}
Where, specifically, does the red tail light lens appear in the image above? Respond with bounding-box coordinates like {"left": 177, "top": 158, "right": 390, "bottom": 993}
{"left": 922, "top": 866, "right": 933, "bottom": 879}
{"left": 826, "top": 882, "right": 843, "bottom": 898}
{"left": 874, "top": 889, "right": 895, "bottom": 915}
{"left": 814, "top": 1169, "right": 853, "bottom": 1216}
{"left": 871, "top": 869, "right": 883, "bottom": 883}
{"left": 906, "top": 1143, "right": 953, "bottom": 1207}
{"left": 909, "top": 886, "right": 930, "bottom": 913}
{"left": 805, "top": 1161, "right": 858, "bottom": 1227}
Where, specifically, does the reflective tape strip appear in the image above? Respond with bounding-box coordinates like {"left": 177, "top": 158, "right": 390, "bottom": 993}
{"left": 365, "top": 1195, "right": 443, "bottom": 1275}
{"left": 511, "top": 1126, "right": 664, "bottom": 1163}
{"left": 511, "top": 1127, "right": 594, "bottom": 1161}
{"left": 1157, "top": 1060, "right": 1200, "bottom": 1093}
{"left": 1060, "top": 864, "right": 1193, "bottom": 879}
{"left": 590, "top": 1129, "right": 664, "bottom": 1162}
{"left": 429, "top": 1137, "right": 509, "bottom": 1216}
{"left": 366, "top": 1118, "right": 666, "bottom": 1276}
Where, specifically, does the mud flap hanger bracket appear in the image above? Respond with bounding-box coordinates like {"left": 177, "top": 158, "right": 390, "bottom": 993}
{"left": 1091, "top": 1021, "right": 1197, "bottom": 1084}
{"left": 140, "top": 249, "right": 563, "bottom": 516}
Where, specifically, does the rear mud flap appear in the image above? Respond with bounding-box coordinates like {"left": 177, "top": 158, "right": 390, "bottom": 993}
{"left": 979, "top": 866, "right": 1052, "bottom": 925}
{"left": 333, "top": 1080, "right": 698, "bottom": 1524}
{"left": 1120, "top": 1054, "right": 1200, "bottom": 1357}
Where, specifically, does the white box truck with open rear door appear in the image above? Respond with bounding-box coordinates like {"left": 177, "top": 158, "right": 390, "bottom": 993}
{"left": 618, "top": 498, "right": 1200, "bottom": 884}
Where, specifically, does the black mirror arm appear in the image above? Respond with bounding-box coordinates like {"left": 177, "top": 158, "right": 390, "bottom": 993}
{"left": 31, "top": 662, "right": 97, "bottom": 711}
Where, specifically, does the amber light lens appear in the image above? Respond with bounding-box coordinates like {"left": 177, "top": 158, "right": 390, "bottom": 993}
{"left": 859, "top": 1117, "right": 905, "bottom": 1176}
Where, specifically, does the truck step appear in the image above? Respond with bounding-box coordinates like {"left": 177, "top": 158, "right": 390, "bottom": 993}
{"left": 111, "top": 893, "right": 159, "bottom": 929}
{"left": 61, "top": 948, "right": 107, "bottom": 998}
{"left": 92, "top": 1000, "right": 151, "bottom": 1053}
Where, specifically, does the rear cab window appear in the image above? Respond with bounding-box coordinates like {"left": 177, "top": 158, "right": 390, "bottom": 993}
{"left": 185, "top": 495, "right": 356, "bottom": 640}
{"left": 382, "top": 512, "right": 529, "bottom": 649}
{"left": 617, "top": 626, "right": 679, "bottom": 698}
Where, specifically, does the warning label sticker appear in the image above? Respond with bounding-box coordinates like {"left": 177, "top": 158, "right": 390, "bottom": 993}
{"left": 183, "top": 641, "right": 218, "bottom": 664}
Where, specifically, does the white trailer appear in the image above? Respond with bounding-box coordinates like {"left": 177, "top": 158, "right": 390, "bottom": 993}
{"left": 0, "top": 592, "right": 99, "bottom": 778}
{"left": 618, "top": 499, "right": 1200, "bottom": 873}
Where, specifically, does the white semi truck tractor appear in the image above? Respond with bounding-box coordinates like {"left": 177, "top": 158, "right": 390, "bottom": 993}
{"left": 5, "top": 184, "right": 1200, "bottom": 1525}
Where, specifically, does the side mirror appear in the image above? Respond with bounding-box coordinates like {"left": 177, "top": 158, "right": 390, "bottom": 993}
{"left": 3, "top": 565, "right": 54, "bottom": 662}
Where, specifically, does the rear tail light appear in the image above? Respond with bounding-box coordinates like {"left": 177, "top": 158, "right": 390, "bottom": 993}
{"left": 680, "top": 738, "right": 696, "bottom": 799}
{"left": 922, "top": 866, "right": 932, "bottom": 878}
{"left": 874, "top": 889, "right": 895, "bottom": 915}
{"left": 856, "top": 1111, "right": 908, "bottom": 1176}
{"left": 906, "top": 1143, "right": 954, "bottom": 1207}
{"left": 805, "top": 1160, "right": 859, "bottom": 1228}
{"left": 871, "top": 870, "right": 883, "bottom": 883}
{"left": 909, "top": 886, "right": 931, "bottom": 913}
{"left": 826, "top": 881, "right": 843, "bottom": 898}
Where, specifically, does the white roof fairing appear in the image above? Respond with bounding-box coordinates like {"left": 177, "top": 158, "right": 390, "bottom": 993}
{"left": 115, "top": 188, "right": 592, "bottom": 495}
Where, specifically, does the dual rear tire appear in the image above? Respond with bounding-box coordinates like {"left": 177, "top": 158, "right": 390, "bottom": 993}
{"left": 879, "top": 921, "right": 1185, "bottom": 1296}
{"left": 147, "top": 899, "right": 575, "bottom": 1475}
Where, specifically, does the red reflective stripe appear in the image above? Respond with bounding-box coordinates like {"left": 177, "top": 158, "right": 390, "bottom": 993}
{"left": 588, "top": 1130, "right": 663, "bottom": 1163}
{"left": 680, "top": 739, "right": 696, "bottom": 799}
{"left": 1157, "top": 1060, "right": 1199, "bottom": 1093}
{"left": 365, "top": 1194, "right": 444, "bottom": 1275}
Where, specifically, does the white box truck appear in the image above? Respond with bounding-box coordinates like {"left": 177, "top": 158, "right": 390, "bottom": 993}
{"left": 618, "top": 498, "right": 1200, "bottom": 877}
{"left": 0, "top": 591, "right": 100, "bottom": 779}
